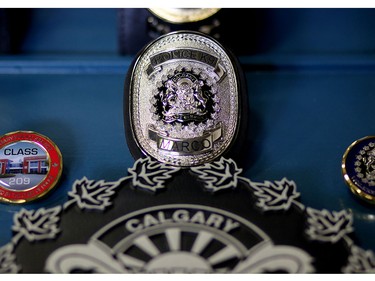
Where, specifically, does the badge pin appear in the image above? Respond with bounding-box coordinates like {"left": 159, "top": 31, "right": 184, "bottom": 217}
{"left": 342, "top": 136, "right": 375, "bottom": 203}
{"left": 0, "top": 131, "right": 63, "bottom": 203}
{"left": 125, "top": 31, "right": 243, "bottom": 166}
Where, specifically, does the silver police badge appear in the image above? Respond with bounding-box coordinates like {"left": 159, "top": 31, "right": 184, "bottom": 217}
{"left": 126, "top": 31, "right": 240, "bottom": 166}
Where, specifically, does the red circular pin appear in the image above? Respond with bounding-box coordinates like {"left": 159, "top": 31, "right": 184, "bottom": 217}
{"left": 0, "top": 131, "right": 63, "bottom": 203}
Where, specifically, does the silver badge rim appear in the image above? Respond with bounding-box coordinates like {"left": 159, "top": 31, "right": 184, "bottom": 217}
{"left": 128, "top": 31, "right": 240, "bottom": 167}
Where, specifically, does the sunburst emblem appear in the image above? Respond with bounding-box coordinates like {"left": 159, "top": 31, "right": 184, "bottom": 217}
{"left": 115, "top": 224, "right": 244, "bottom": 273}
{"left": 46, "top": 205, "right": 314, "bottom": 273}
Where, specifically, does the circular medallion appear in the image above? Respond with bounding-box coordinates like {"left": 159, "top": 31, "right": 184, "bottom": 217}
{"left": 125, "top": 31, "right": 242, "bottom": 167}
{"left": 0, "top": 131, "right": 63, "bottom": 203}
{"left": 342, "top": 136, "right": 375, "bottom": 203}
{"left": 148, "top": 8, "right": 220, "bottom": 24}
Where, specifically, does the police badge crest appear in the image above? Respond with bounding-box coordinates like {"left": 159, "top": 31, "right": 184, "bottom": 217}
{"left": 125, "top": 31, "right": 246, "bottom": 166}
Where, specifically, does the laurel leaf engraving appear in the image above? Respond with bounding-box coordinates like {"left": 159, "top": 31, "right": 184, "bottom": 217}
{"left": 305, "top": 208, "right": 353, "bottom": 243}
{"left": 0, "top": 243, "right": 19, "bottom": 273}
{"left": 249, "top": 178, "right": 300, "bottom": 211}
{"left": 12, "top": 206, "right": 61, "bottom": 242}
{"left": 342, "top": 246, "right": 375, "bottom": 273}
{"left": 128, "top": 157, "right": 180, "bottom": 192}
{"left": 190, "top": 157, "right": 242, "bottom": 192}
{"left": 67, "top": 177, "right": 122, "bottom": 210}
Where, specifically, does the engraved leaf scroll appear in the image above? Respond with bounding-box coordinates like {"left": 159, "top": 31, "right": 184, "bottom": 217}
{"left": 343, "top": 246, "right": 375, "bottom": 273}
{"left": 66, "top": 177, "right": 124, "bottom": 211}
{"left": 190, "top": 157, "right": 242, "bottom": 192}
{"left": 12, "top": 206, "right": 62, "bottom": 242}
{"left": 305, "top": 208, "right": 353, "bottom": 243}
{"left": 128, "top": 157, "right": 180, "bottom": 192}
{"left": 249, "top": 178, "right": 300, "bottom": 211}
{"left": 0, "top": 243, "right": 19, "bottom": 273}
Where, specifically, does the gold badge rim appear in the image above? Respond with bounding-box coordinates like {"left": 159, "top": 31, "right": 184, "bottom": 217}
{"left": 148, "top": 8, "right": 221, "bottom": 24}
{"left": 342, "top": 136, "right": 375, "bottom": 204}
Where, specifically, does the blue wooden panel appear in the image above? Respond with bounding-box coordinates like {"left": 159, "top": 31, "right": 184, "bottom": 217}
{"left": 21, "top": 9, "right": 118, "bottom": 54}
